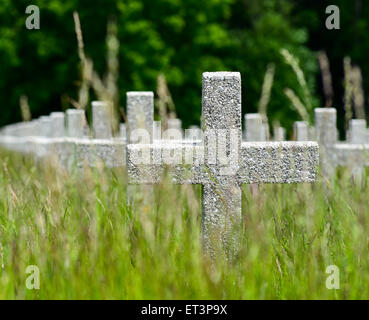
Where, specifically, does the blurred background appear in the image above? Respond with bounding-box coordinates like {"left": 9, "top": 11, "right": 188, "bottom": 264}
{"left": 0, "top": 0, "right": 367, "bottom": 136}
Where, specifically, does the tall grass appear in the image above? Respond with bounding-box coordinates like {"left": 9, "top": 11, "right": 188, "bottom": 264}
{"left": 156, "top": 73, "right": 177, "bottom": 130}
{"left": 318, "top": 51, "right": 334, "bottom": 108}
{"left": 72, "top": 12, "right": 121, "bottom": 135}
{"left": 281, "top": 49, "right": 313, "bottom": 125}
{"left": 1, "top": 149, "right": 369, "bottom": 299}
{"left": 19, "top": 95, "right": 32, "bottom": 122}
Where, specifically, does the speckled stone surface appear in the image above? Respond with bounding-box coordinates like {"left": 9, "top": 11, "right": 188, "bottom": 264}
{"left": 293, "top": 121, "right": 309, "bottom": 141}
{"left": 75, "top": 138, "right": 126, "bottom": 168}
{"left": 201, "top": 72, "right": 242, "bottom": 258}
{"left": 127, "top": 72, "right": 319, "bottom": 259}
{"left": 244, "top": 113, "right": 264, "bottom": 141}
{"left": 127, "top": 141, "right": 318, "bottom": 184}
{"left": 92, "top": 101, "right": 112, "bottom": 139}
{"left": 126, "top": 92, "right": 155, "bottom": 205}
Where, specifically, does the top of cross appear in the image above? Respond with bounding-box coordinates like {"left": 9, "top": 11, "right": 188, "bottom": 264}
{"left": 127, "top": 72, "right": 318, "bottom": 185}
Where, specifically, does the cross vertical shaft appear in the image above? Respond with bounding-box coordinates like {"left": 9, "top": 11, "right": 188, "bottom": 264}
{"left": 126, "top": 92, "right": 154, "bottom": 205}
{"left": 315, "top": 108, "right": 337, "bottom": 177}
{"left": 201, "top": 72, "right": 242, "bottom": 259}
{"left": 92, "top": 101, "right": 112, "bottom": 139}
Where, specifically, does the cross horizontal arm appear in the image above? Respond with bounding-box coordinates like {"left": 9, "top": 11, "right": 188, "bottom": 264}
{"left": 127, "top": 143, "right": 204, "bottom": 184}
{"left": 239, "top": 141, "right": 319, "bottom": 183}
{"left": 74, "top": 139, "right": 126, "bottom": 168}
{"left": 127, "top": 141, "right": 319, "bottom": 185}
{"left": 334, "top": 143, "right": 369, "bottom": 167}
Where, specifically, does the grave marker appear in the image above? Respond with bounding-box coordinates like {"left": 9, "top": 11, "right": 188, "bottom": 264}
{"left": 92, "top": 101, "right": 112, "bottom": 140}
{"left": 75, "top": 101, "right": 125, "bottom": 168}
{"left": 315, "top": 108, "right": 369, "bottom": 180}
{"left": 126, "top": 92, "right": 155, "bottom": 204}
{"left": 293, "top": 121, "right": 309, "bottom": 141}
{"left": 244, "top": 113, "right": 264, "bottom": 142}
{"left": 50, "top": 112, "right": 65, "bottom": 138}
{"left": 66, "top": 109, "right": 86, "bottom": 138}
{"left": 127, "top": 72, "right": 319, "bottom": 259}
{"left": 127, "top": 92, "right": 154, "bottom": 144}
{"left": 274, "top": 127, "right": 286, "bottom": 141}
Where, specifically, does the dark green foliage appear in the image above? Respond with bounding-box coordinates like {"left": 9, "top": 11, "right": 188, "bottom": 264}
{"left": 0, "top": 0, "right": 333, "bottom": 131}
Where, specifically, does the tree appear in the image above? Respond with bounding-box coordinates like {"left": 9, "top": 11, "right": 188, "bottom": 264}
{"left": 0, "top": 0, "right": 319, "bottom": 133}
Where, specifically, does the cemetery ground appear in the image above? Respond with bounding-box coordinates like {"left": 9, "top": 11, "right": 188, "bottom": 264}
{"left": 0, "top": 148, "right": 369, "bottom": 300}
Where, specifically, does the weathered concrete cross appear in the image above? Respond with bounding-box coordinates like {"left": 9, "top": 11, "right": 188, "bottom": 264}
{"left": 74, "top": 102, "right": 125, "bottom": 169}
{"left": 244, "top": 113, "right": 266, "bottom": 142}
{"left": 293, "top": 121, "right": 310, "bottom": 141}
{"left": 127, "top": 72, "right": 319, "bottom": 258}
{"left": 315, "top": 108, "right": 369, "bottom": 179}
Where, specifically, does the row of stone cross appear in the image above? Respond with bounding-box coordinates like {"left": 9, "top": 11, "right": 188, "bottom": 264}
{"left": 246, "top": 110, "right": 369, "bottom": 179}
{"left": 0, "top": 72, "right": 367, "bottom": 258}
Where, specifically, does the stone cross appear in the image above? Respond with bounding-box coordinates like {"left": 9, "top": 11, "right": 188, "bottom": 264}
{"left": 35, "top": 116, "right": 53, "bottom": 158}
{"left": 39, "top": 116, "right": 52, "bottom": 138}
{"left": 153, "top": 121, "right": 162, "bottom": 142}
{"left": 244, "top": 113, "right": 265, "bottom": 197}
{"left": 273, "top": 126, "right": 286, "bottom": 141}
{"left": 0, "top": 122, "right": 31, "bottom": 153}
{"left": 66, "top": 109, "right": 86, "bottom": 138}
{"left": 127, "top": 72, "right": 319, "bottom": 259}
{"left": 167, "top": 118, "right": 182, "bottom": 130}
{"left": 92, "top": 101, "right": 112, "bottom": 140}
{"left": 315, "top": 108, "right": 337, "bottom": 177}
{"left": 126, "top": 92, "right": 155, "bottom": 204}
{"left": 315, "top": 108, "right": 369, "bottom": 179}
{"left": 186, "top": 125, "right": 202, "bottom": 141}
{"left": 293, "top": 121, "right": 309, "bottom": 141}
{"left": 244, "top": 113, "right": 264, "bottom": 141}
{"left": 63, "top": 109, "right": 87, "bottom": 169}
{"left": 74, "top": 102, "right": 125, "bottom": 168}
{"left": 127, "top": 92, "right": 154, "bottom": 144}
{"left": 348, "top": 119, "right": 368, "bottom": 180}
{"left": 50, "top": 112, "right": 65, "bottom": 138}
{"left": 167, "top": 118, "right": 183, "bottom": 139}
{"left": 49, "top": 112, "right": 66, "bottom": 165}
{"left": 120, "top": 123, "right": 127, "bottom": 140}
{"left": 348, "top": 119, "right": 367, "bottom": 144}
